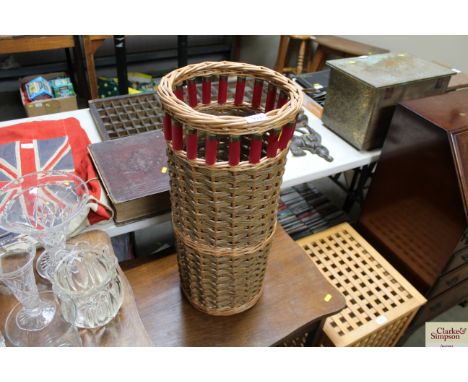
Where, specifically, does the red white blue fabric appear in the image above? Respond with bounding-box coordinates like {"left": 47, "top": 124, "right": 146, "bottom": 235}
{"left": 0, "top": 117, "right": 112, "bottom": 235}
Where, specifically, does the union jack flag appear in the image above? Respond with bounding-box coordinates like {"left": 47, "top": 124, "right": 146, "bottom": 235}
{"left": 0, "top": 136, "right": 74, "bottom": 185}
{"left": 0, "top": 118, "right": 112, "bottom": 239}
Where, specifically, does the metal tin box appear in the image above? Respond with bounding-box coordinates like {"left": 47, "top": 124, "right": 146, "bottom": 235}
{"left": 322, "top": 53, "right": 454, "bottom": 150}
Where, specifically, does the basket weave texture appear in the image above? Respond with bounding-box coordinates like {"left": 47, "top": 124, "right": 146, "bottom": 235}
{"left": 158, "top": 61, "right": 303, "bottom": 315}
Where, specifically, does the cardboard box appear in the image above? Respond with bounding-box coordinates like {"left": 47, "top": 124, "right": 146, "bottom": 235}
{"left": 20, "top": 72, "right": 78, "bottom": 117}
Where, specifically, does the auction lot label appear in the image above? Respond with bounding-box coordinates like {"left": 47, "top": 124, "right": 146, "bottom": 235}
{"left": 425, "top": 322, "right": 468, "bottom": 347}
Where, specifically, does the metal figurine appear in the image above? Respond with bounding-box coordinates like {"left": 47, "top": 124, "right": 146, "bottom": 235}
{"left": 290, "top": 111, "right": 334, "bottom": 162}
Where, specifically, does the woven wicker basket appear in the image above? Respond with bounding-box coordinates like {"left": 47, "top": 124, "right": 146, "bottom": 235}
{"left": 158, "top": 61, "right": 303, "bottom": 315}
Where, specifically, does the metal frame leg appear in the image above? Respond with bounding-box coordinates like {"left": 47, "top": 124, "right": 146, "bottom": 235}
{"left": 114, "top": 35, "right": 128, "bottom": 95}
{"left": 177, "top": 36, "right": 188, "bottom": 68}
{"left": 329, "top": 162, "right": 377, "bottom": 214}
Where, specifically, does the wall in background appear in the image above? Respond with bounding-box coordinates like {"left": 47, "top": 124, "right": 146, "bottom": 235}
{"left": 239, "top": 35, "right": 468, "bottom": 73}
{"left": 238, "top": 36, "right": 281, "bottom": 68}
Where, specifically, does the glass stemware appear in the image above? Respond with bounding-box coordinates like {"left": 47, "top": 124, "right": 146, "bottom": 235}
{"left": 0, "top": 171, "right": 89, "bottom": 280}
{"left": 0, "top": 238, "right": 81, "bottom": 346}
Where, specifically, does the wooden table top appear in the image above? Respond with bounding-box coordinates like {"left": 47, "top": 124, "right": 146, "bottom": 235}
{"left": 123, "top": 226, "right": 346, "bottom": 346}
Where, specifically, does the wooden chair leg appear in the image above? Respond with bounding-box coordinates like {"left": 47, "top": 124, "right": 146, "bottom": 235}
{"left": 274, "top": 35, "right": 290, "bottom": 73}
{"left": 83, "top": 36, "right": 108, "bottom": 100}
{"left": 296, "top": 39, "right": 307, "bottom": 74}
{"left": 304, "top": 39, "right": 312, "bottom": 74}
{"left": 83, "top": 36, "right": 99, "bottom": 100}
{"left": 308, "top": 46, "right": 326, "bottom": 72}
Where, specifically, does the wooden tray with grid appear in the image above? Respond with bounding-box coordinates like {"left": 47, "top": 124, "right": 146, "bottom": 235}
{"left": 88, "top": 81, "right": 269, "bottom": 141}
{"left": 297, "top": 222, "right": 426, "bottom": 346}
{"left": 89, "top": 92, "right": 164, "bottom": 140}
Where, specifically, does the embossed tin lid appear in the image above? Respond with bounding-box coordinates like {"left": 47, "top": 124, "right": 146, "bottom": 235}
{"left": 326, "top": 52, "right": 455, "bottom": 88}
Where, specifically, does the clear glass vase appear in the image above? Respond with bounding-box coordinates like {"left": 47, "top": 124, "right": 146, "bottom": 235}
{"left": 0, "top": 238, "right": 82, "bottom": 346}
{"left": 0, "top": 171, "right": 89, "bottom": 281}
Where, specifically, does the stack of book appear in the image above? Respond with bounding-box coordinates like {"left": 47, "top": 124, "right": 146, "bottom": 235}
{"left": 278, "top": 182, "right": 348, "bottom": 240}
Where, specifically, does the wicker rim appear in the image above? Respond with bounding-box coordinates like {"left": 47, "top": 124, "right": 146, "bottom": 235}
{"left": 158, "top": 61, "right": 303, "bottom": 135}
{"left": 173, "top": 220, "right": 277, "bottom": 256}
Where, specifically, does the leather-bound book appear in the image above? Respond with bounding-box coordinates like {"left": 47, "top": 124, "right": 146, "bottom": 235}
{"left": 88, "top": 130, "right": 170, "bottom": 224}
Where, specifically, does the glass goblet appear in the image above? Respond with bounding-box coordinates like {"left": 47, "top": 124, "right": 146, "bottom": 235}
{"left": 0, "top": 171, "right": 89, "bottom": 281}
{"left": 0, "top": 238, "right": 81, "bottom": 346}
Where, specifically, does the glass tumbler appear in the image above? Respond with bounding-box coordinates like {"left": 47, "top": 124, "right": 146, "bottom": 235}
{"left": 52, "top": 243, "right": 123, "bottom": 329}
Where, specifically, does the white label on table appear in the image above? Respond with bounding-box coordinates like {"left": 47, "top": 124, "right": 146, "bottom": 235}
{"left": 375, "top": 315, "right": 388, "bottom": 325}
{"left": 245, "top": 113, "right": 267, "bottom": 123}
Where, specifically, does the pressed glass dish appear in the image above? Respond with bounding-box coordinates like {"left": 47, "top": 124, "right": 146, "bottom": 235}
{"left": 52, "top": 242, "right": 123, "bottom": 329}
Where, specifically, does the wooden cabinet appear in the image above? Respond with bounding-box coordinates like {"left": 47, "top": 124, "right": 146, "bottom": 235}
{"left": 358, "top": 89, "right": 468, "bottom": 336}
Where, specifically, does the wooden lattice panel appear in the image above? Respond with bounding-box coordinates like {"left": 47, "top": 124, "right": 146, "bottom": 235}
{"left": 297, "top": 223, "right": 426, "bottom": 347}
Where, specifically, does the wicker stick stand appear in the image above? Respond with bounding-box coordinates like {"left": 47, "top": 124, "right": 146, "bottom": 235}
{"left": 158, "top": 61, "right": 303, "bottom": 315}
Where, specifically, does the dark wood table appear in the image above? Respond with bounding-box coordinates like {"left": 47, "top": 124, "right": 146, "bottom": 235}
{"left": 0, "top": 231, "right": 152, "bottom": 347}
{"left": 309, "top": 36, "right": 389, "bottom": 72}
{"left": 123, "top": 226, "right": 346, "bottom": 346}
{"left": 0, "top": 227, "right": 345, "bottom": 346}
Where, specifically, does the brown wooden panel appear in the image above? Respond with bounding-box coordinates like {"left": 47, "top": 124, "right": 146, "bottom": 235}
{"left": 0, "top": 35, "right": 75, "bottom": 54}
{"left": 452, "top": 131, "right": 468, "bottom": 218}
{"left": 401, "top": 88, "right": 468, "bottom": 133}
{"left": 359, "top": 104, "right": 467, "bottom": 292}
